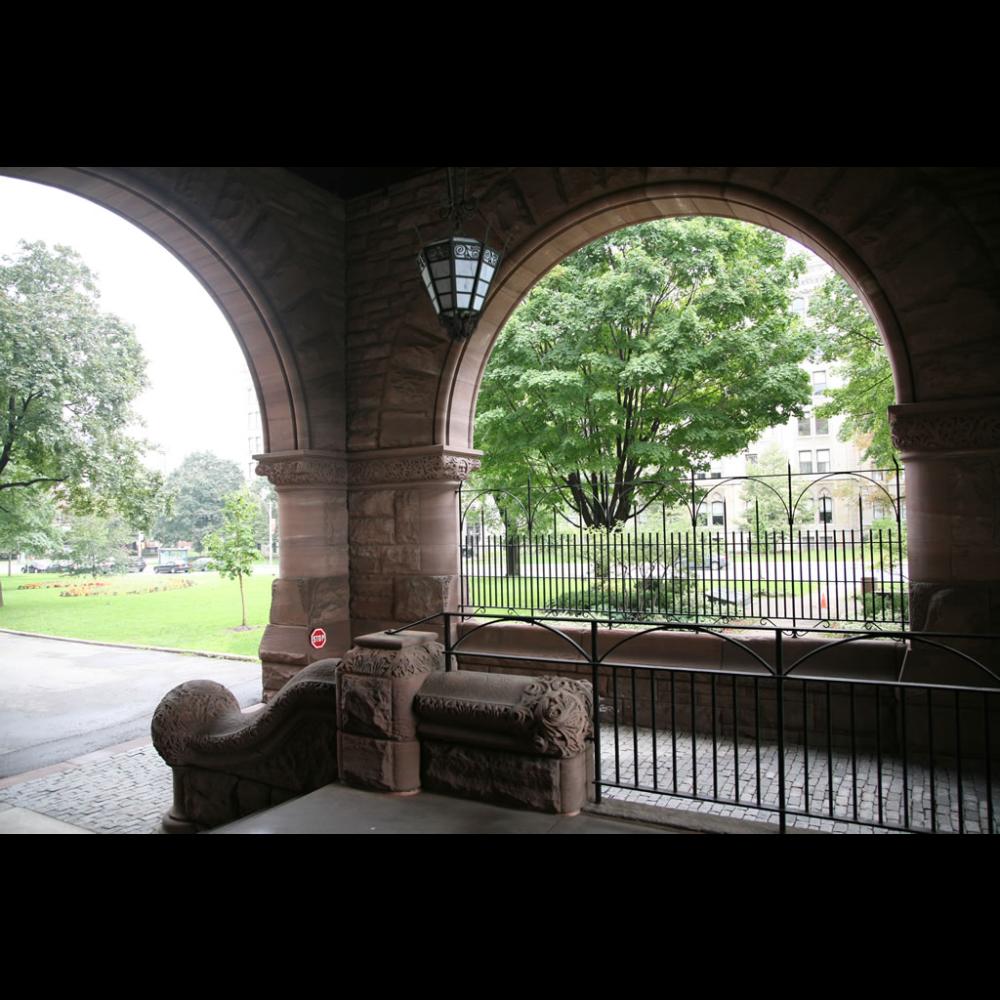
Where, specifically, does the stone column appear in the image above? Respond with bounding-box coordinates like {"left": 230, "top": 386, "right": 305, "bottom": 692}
{"left": 337, "top": 629, "right": 444, "bottom": 792}
{"left": 890, "top": 396, "right": 1000, "bottom": 682}
{"left": 347, "top": 444, "right": 480, "bottom": 638}
{"left": 255, "top": 450, "right": 350, "bottom": 700}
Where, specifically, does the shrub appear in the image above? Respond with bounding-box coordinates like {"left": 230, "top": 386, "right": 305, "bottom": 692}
{"left": 860, "top": 589, "right": 909, "bottom": 622}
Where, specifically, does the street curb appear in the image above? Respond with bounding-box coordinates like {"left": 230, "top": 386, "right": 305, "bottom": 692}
{"left": 0, "top": 627, "right": 258, "bottom": 662}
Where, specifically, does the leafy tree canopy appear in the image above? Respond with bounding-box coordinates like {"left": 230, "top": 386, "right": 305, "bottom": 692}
{"left": 809, "top": 274, "right": 898, "bottom": 468}
{"left": 63, "top": 513, "right": 133, "bottom": 574}
{"left": 475, "top": 218, "right": 815, "bottom": 529}
{"left": 0, "top": 241, "right": 165, "bottom": 531}
{"left": 155, "top": 452, "right": 245, "bottom": 549}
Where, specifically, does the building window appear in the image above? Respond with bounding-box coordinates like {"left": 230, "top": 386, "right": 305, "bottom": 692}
{"left": 812, "top": 370, "right": 827, "bottom": 394}
{"left": 816, "top": 449, "right": 830, "bottom": 473}
{"left": 711, "top": 501, "right": 725, "bottom": 527}
{"left": 798, "top": 414, "right": 812, "bottom": 436}
{"left": 819, "top": 496, "right": 833, "bottom": 524}
{"left": 710, "top": 470, "right": 722, "bottom": 479}
{"left": 799, "top": 450, "right": 813, "bottom": 474}
{"left": 745, "top": 452, "right": 758, "bottom": 466}
{"left": 873, "top": 502, "right": 889, "bottom": 521}
{"left": 814, "top": 416, "right": 829, "bottom": 435}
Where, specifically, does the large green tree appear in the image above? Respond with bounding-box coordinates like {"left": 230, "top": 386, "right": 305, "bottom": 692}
{"left": 809, "top": 273, "right": 897, "bottom": 468}
{"left": 475, "top": 218, "right": 815, "bottom": 529}
{"left": 63, "top": 513, "right": 133, "bottom": 575}
{"left": 0, "top": 241, "right": 165, "bottom": 605}
{"left": 155, "top": 452, "right": 245, "bottom": 549}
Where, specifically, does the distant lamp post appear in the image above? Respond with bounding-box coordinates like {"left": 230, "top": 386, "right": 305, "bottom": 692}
{"left": 417, "top": 169, "right": 501, "bottom": 341}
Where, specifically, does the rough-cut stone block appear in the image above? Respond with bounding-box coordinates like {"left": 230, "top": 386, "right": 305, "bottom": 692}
{"left": 310, "top": 576, "right": 349, "bottom": 621}
{"left": 338, "top": 731, "right": 421, "bottom": 792}
{"left": 263, "top": 660, "right": 304, "bottom": 693}
{"left": 421, "top": 742, "right": 589, "bottom": 814}
{"left": 350, "top": 516, "right": 395, "bottom": 544}
{"left": 349, "top": 543, "right": 382, "bottom": 572}
{"left": 381, "top": 410, "right": 433, "bottom": 448}
{"left": 178, "top": 767, "right": 240, "bottom": 830}
{"left": 260, "top": 624, "right": 309, "bottom": 665}
{"left": 395, "top": 490, "right": 420, "bottom": 544}
{"left": 383, "top": 544, "right": 421, "bottom": 573}
{"left": 338, "top": 671, "right": 429, "bottom": 741}
{"left": 270, "top": 578, "right": 308, "bottom": 626}
{"left": 349, "top": 490, "right": 396, "bottom": 517}
{"left": 394, "top": 575, "right": 452, "bottom": 623}
{"left": 339, "top": 673, "right": 394, "bottom": 737}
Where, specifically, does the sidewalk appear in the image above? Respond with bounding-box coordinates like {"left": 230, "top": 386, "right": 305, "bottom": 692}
{"left": 0, "top": 738, "right": 172, "bottom": 834}
{"left": 0, "top": 739, "right": 687, "bottom": 835}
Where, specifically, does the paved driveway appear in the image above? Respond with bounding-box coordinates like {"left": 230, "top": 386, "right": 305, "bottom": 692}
{"left": 0, "top": 632, "right": 261, "bottom": 778}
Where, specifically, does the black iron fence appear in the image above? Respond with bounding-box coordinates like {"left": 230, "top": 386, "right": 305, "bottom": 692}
{"left": 416, "top": 611, "right": 1000, "bottom": 834}
{"left": 460, "top": 468, "right": 907, "bottom": 630}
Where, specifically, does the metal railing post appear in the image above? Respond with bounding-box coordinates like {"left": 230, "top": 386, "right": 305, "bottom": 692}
{"left": 776, "top": 628, "right": 787, "bottom": 834}
{"left": 591, "top": 619, "right": 602, "bottom": 803}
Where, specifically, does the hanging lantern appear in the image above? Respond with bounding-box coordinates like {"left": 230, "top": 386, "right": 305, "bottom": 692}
{"left": 418, "top": 234, "right": 501, "bottom": 341}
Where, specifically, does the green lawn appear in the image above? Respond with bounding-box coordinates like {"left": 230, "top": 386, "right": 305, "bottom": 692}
{"left": 0, "top": 569, "right": 274, "bottom": 657}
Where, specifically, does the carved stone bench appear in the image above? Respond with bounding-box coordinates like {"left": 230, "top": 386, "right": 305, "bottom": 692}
{"left": 151, "top": 658, "right": 340, "bottom": 833}
{"left": 414, "top": 671, "right": 594, "bottom": 814}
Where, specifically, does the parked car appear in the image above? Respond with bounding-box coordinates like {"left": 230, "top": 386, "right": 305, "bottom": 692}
{"left": 21, "top": 560, "right": 52, "bottom": 573}
{"left": 154, "top": 560, "right": 191, "bottom": 574}
{"left": 192, "top": 557, "right": 216, "bottom": 572}
{"left": 636, "top": 555, "right": 727, "bottom": 583}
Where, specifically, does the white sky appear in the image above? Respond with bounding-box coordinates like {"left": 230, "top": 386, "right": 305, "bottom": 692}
{"left": 0, "top": 176, "right": 261, "bottom": 478}
{"left": 0, "top": 176, "right": 829, "bottom": 485}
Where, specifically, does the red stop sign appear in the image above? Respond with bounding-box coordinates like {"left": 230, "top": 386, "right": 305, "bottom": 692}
{"left": 310, "top": 627, "right": 327, "bottom": 650}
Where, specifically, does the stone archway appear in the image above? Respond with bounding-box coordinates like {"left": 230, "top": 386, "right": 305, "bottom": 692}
{"left": 1, "top": 167, "right": 353, "bottom": 696}
{"left": 437, "top": 181, "right": 914, "bottom": 451}
{"left": 1, "top": 166, "right": 311, "bottom": 452}
{"left": 379, "top": 169, "right": 998, "bottom": 643}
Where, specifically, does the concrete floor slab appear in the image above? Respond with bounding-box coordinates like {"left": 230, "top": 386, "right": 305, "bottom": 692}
{"left": 212, "top": 783, "right": 679, "bottom": 835}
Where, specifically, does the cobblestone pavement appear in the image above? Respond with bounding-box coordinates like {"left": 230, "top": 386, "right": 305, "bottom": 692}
{"left": 598, "top": 723, "right": 999, "bottom": 833}
{"left": 0, "top": 742, "right": 172, "bottom": 834}
{"left": 3, "top": 725, "right": 996, "bottom": 835}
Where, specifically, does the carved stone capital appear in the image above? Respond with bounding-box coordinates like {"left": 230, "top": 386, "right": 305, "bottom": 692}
{"left": 340, "top": 639, "right": 445, "bottom": 678}
{"left": 889, "top": 397, "right": 1000, "bottom": 456}
{"left": 348, "top": 445, "right": 481, "bottom": 487}
{"left": 254, "top": 450, "right": 349, "bottom": 487}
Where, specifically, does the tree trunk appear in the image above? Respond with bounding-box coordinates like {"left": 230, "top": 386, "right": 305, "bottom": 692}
{"left": 239, "top": 572, "right": 246, "bottom": 627}
{"left": 505, "top": 535, "right": 521, "bottom": 577}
